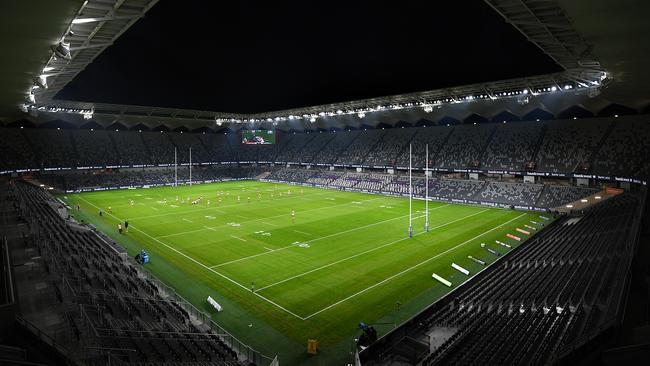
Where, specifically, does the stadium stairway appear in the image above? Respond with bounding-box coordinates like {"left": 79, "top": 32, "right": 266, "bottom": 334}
{"left": 5, "top": 180, "right": 251, "bottom": 366}
{"left": 586, "top": 120, "right": 617, "bottom": 175}
{"left": 360, "top": 194, "right": 643, "bottom": 366}
{"left": 476, "top": 124, "right": 499, "bottom": 168}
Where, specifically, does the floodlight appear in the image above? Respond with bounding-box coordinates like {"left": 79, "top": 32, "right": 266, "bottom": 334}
{"left": 51, "top": 41, "right": 71, "bottom": 59}
{"left": 35, "top": 75, "right": 48, "bottom": 89}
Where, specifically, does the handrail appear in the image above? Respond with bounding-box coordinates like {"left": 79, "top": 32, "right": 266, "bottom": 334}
{"left": 88, "top": 229, "right": 277, "bottom": 366}
{"left": 2, "top": 237, "right": 16, "bottom": 305}
{"left": 15, "top": 315, "right": 76, "bottom": 365}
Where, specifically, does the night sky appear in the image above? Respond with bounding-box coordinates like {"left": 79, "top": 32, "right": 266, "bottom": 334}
{"left": 57, "top": 0, "right": 561, "bottom": 114}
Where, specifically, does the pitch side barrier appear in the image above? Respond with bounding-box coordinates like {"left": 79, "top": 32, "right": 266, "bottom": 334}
{"left": 277, "top": 162, "right": 648, "bottom": 186}
{"left": 64, "top": 178, "right": 251, "bottom": 193}
{"left": 261, "top": 179, "right": 548, "bottom": 212}
{"left": 358, "top": 214, "right": 563, "bottom": 364}
{"left": 0, "top": 163, "right": 647, "bottom": 186}
{"left": 71, "top": 208, "right": 276, "bottom": 366}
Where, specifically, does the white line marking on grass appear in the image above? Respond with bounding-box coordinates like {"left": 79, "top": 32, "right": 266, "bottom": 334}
{"left": 74, "top": 195, "right": 306, "bottom": 320}
{"left": 209, "top": 205, "right": 450, "bottom": 269}
{"left": 150, "top": 207, "right": 159, "bottom": 211}
{"left": 255, "top": 209, "right": 491, "bottom": 292}
{"left": 236, "top": 215, "right": 250, "bottom": 220}
{"left": 204, "top": 226, "right": 216, "bottom": 231}
{"left": 129, "top": 190, "right": 332, "bottom": 220}
{"left": 301, "top": 212, "right": 527, "bottom": 320}
{"left": 183, "top": 218, "right": 193, "bottom": 223}
{"left": 157, "top": 197, "right": 386, "bottom": 239}
{"left": 292, "top": 230, "right": 313, "bottom": 236}
{"left": 261, "top": 221, "right": 278, "bottom": 227}
{"left": 263, "top": 247, "right": 273, "bottom": 251}
{"left": 231, "top": 235, "right": 247, "bottom": 242}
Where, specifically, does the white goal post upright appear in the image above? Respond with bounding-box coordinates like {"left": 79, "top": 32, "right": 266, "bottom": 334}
{"left": 409, "top": 143, "right": 413, "bottom": 238}
{"left": 425, "top": 143, "right": 429, "bottom": 232}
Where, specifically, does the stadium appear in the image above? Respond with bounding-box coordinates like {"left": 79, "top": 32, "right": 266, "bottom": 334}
{"left": 0, "top": 1, "right": 649, "bottom": 365}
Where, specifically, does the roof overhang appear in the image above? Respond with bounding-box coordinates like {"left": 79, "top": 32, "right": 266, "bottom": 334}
{"left": 14, "top": 0, "right": 648, "bottom": 128}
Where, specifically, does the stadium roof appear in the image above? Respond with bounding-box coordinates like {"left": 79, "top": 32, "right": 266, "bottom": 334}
{"left": 2, "top": 0, "right": 649, "bottom": 130}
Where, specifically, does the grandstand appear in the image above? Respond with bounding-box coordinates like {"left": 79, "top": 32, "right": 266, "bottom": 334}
{"left": 1, "top": 1, "right": 649, "bottom": 366}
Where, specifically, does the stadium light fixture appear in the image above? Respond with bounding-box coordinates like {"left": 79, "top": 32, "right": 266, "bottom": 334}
{"left": 51, "top": 41, "right": 71, "bottom": 59}
{"left": 35, "top": 75, "right": 48, "bottom": 89}
{"left": 358, "top": 112, "right": 366, "bottom": 118}
{"left": 614, "top": 114, "right": 619, "bottom": 118}
{"left": 309, "top": 117, "right": 316, "bottom": 123}
{"left": 551, "top": 86, "right": 557, "bottom": 92}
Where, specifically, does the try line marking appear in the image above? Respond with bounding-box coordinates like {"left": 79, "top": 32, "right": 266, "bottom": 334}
{"left": 128, "top": 189, "right": 332, "bottom": 221}
{"left": 73, "top": 196, "right": 307, "bottom": 320}
{"left": 255, "top": 208, "right": 491, "bottom": 292}
{"left": 156, "top": 196, "right": 387, "bottom": 239}
{"left": 209, "top": 204, "right": 450, "bottom": 269}
{"left": 301, "top": 212, "right": 528, "bottom": 319}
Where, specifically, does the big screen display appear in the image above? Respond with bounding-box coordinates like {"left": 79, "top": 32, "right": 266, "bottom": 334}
{"left": 241, "top": 129, "right": 275, "bottom": 145}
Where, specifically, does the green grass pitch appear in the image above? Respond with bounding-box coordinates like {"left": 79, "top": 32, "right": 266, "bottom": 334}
{"left": 60, "top": 180, "right": 551, "bottom": 365}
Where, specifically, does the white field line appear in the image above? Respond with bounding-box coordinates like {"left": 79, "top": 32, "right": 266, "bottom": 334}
{"left": 231, "top": 235, "right": 247, "bottom": 242}
{"left": 292, "top": 230, "right": 313, "bottom": 236}
{"left": 74, "top": 196, "right": 306, "bottom": 320}
{"left": 261, "top": 221, "right": 278, "bottom": 227}
{"left": 204, "top": 226, "right": 216, "bottom": 231}
{"left": 150, "top": 207, "right": 159, "bottom": 211}
{"left": 156, "top": 196, "right": 387, "bottom": 239}
{"left": 302, "top": 212, "right": 528, "bottom": 319}
{"left": 183, "top": 218, "right": 193, "bottom": 223}
{"left": 209, "top": 205, "right": 450, "bottom": 269}
{"left": 255, "top": 209, "right": 491, "bottom": 292}
{"left": 129, "top": 190, "right": 332, "bottom": 220}
{"left": 263, "top": 247, "right": 274, "bottom": 251}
